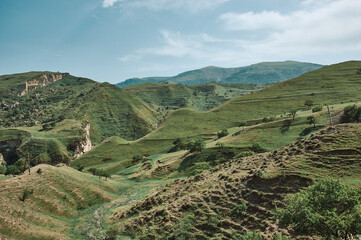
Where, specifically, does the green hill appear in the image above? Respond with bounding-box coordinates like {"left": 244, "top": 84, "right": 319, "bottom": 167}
{"left": 124, "top": 81, "right": 267, "bottom": 112}
{"left": 116, "top": 61, "right": 322, "bottom": 87}
{"left": 0, "top": 72, "right": 160, "bottom": 144}
{"left": 74, "top": 61, "right": 361, "bottom": 173}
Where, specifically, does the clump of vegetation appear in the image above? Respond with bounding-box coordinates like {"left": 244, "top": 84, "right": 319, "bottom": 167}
{"left": 19, "top": 188, "right": 33, "bottom": 202}
{"left": 236, "top": 151, "right": 255, "bottom": 158}
{"left": 5, "top": 165, "right": 20, "bottom": 176}
{"left": 262, "top": 116, "right": 274, "bottom": 123}
{"left": 275, "top": 178, "right": 361, "bottom": 240}
{"left": 0, "top": 162, "right": 6, "bottom": 174}
{"left": 217, "top": 129, "right": 229, "bottom": 139}
{"left": 307, "top": 116, "right": 317, "bottom": 128}
{"left": 132, "top": 155, "right": 143, "bottom": 163}
{"left": 231, "top": 202, "right": 248, "bottom": 216}
{"left": 36, "top": 168, "right": 42, "bottom": 174}
{"left": 304, "top": 99, "right": 313, "bottom": 109}
{"left": 187, "top": 138, "right": 205, "bottom": 153}
{"left": 341, "top": 104, "right": 361, "bottom": 123}
{"left": 76, "top": 165, "right": 85, "bottom": 172}
{"left": 251, "top": 143, "right": 267, "bottom": 153}
{"left": 88, "top": 168, "right": 111, "bottom": 180}
{"left": 312, "top": 105, "right": 323, "bottom": 112}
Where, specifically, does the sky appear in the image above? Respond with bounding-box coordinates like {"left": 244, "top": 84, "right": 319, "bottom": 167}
{"left": 0, "top": 0, "right": 360, "bottom": 84}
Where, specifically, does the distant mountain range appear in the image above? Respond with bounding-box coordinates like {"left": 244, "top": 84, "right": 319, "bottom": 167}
{"left": 116, "top": 61, "right": 323, "bottom": 87}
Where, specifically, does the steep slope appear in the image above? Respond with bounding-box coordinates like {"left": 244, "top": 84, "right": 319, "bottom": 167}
{"left": 116, "top": 61, "right": 322, "bottom": 87}
{"left": 124, "top": 82, "right": 266, "bottom": 112}
{"left": 0, "top": 72, "right": 160, "bottom": 144}
{"left": 0, "top": 164, "right": 116, "bottom": 240}
{"left": 75, "top": 61, "right": 361, "bottom": 173}
{"left": 106, "top": 124, "right": 361, "bottom": 239}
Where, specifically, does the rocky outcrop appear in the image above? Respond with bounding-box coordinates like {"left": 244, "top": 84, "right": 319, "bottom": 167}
{"left": 74, "top": 122, "right": 93, "bottom": 158}
{"left": 18, "top": 73, "right": 69, "bottom": 96}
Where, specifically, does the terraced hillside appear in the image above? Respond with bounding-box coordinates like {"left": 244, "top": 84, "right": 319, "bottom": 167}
{"left": 0, "top": 72, "right": 160, "bottom": 144}
{"left": 74, "top": 61, "right": 361, "bottom": 173}
{"left": 117, "top": 61, "right": 322, "bottom": 87}
{"left": 105, "top": 123, "right": 361, "bottom": 239}
{"left": 124, "top": 82, "right": 266, "bottom": 112}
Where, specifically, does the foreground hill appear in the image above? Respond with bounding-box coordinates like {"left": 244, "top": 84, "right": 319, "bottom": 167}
{"left": 116, "top": 61, "right": 322, "bottom": 87}
{"left": 106, "top": 123, "right": 361, "bottom": 239}
{"left": 0, "top": 164, "right": 116, "bottom": 240}
{"left": 0, "top": 72, "right": 160, "bottom": 144}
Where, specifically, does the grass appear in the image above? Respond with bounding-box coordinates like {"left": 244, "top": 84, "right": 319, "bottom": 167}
{"left": 0, "top": 164, "right": 116, "bottom": 240}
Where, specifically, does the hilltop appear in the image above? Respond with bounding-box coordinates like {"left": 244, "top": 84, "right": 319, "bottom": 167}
{"left": 0, "top": 72, "right": 160, "bottom": 144}
{"left": 116, "top": 61, "right": 322, "bottom": 87}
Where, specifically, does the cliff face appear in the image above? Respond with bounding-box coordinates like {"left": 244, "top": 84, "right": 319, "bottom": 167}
{"left": 18, "top": 73, "right": 69, "bottom": 96}
{"left": 74, "top": 122, "right": 93, "bottom": 158}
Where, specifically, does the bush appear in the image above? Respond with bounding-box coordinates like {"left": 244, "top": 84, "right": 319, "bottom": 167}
{"left": 312, "top": 105, "right": 323, "bottom": 112}
{"left": 341, "top": 104, "right": 361, "bottom": 123}
{"left": 0, "top": 163, "right": 6, "bottom": 174}
{"left": 236, "top": 151, "right": 255, "bottom": 158}
{"left": 232, "top": 202, "right": 248, "bottom": 216}
{"left": 217, "top": 129, "right": 229, "bottom": 139}
{"left": 88, "top": 168, "right": 111, "bottom": 180}
{"left": 5, "top": 165, "right": 20, "bottom": 175}
{"left": 36, "top": 168, "right": 42, "bottom": 174}
{"left": 238, "top": 121, "right": 247, "bottom": 127}
{"left": 251, "top": 143, "right": 266, "bottom": 153}
{"left": 187, "top": 139, "right": 205, "bottom": 153}
{"left": 20, "top": 188, "right": 33, "bottom": 202}
{"left": 132, "top": 155, "right": 142, "bottom": 163}
{"left": 275, "top": 178, "right": 361, "bottom": 239}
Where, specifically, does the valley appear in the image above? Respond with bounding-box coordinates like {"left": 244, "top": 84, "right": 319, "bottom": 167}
{"left": 0, "top": 61, "right": 361, "bottom": 239}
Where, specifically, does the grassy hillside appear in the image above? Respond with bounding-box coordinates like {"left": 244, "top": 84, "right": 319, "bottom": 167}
{"left": 116, "top": 61, "right": 322, "bottom": 87}
{"left": 0, "top": 164, "right": 116, "bottom": 240}
{"left": 124, "top": 82, "right": 266, "bottom": 112}
{"left": 0, "top": 73, "right": 160, "bottom": 144}
{"left": 0, "top": 120, "right": 84, "bottom": 168}
{"left": 0, "top": 71, "right": 55, "bottom": 94}
{"left": 221, "top": 61, "right": 322, "bottom": 84}
{"left": 74, "top": 61, "right": 361, "bottom": 173}
{"left": 105, "top": 123, "right": 361, "bottom": 239}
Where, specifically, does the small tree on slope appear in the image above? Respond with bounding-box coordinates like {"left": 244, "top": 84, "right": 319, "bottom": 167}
{"left": 275, "top": 178, "right": 361, "bottom": 240}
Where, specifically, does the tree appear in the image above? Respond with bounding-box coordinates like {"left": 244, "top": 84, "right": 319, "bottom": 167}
{"left": 187, "top": 138, "right": 205, "bottom": 153}
{"left": 275, "top": 178, "right": 361, "bottom": 240}
{"left": 304, "top": 100, "right": 313, "bottom": 109}
{"left": 341, "top": 105, "right": 361, "bottom": 123}
{"left": 307, "top": 116, "right": 316, "bottom": 128}
{"left": 5, "top": 165, "right": 20, "bottom": 176}
{"left": 217, "top": 129, "right": 228, "bottom": 139}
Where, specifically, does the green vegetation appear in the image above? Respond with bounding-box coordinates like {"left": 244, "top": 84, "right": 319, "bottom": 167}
{"left": 341, "top": 104, "right": 361, "bottom": 123}
{"left": 276, "top": 178, "right": 361, "bottom": 239}
{"left": 117, "top": 61, "right": 322, "bottom": 87}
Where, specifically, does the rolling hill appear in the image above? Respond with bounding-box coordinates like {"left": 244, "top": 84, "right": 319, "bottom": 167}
{"left": 0, "top": 72, "right": 160, "bottom": 144}
{"left": 73, "top": 61, "right": 361, "bottom": 173}
{"left": 116, "top": 61, "right": 322, "bottom": 87}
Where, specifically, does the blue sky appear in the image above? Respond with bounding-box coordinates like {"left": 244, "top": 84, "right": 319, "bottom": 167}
{"left": 0, "top": 0, "right": 360, "bottom": 83}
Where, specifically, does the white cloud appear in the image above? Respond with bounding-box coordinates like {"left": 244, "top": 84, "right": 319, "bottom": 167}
{"left": 102, "top": 0, "right": 229, "bottom": 12}
{"left": 102, "top": 0, "right": 120, "bottom": 8}
{"left": 219, "top": 0, "right": 361, "bottom": 55}
{"left": 118, "top": 0, "right": 361, "bottom": 74}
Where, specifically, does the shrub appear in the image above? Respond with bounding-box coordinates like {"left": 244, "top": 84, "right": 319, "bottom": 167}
{"left": 5, "top": 165, "right": 20, "bottom": 176}
{"left": 36, "top": 168, "right": 42, "bottom": 174}
{"left": 251, "top": 143, "right": 266, "bottom": 153}
{"left": 187, "top": 138, "right": 205, "bottom": 153}
{"left": 341, "top": 104, "right": 361, "bottom": 123}
{"left": 217, "top": 129, "right": 228, "bottom": 139}
{"left": 239, "top": 121, "right": 247, "bottom": 127}
{"left": 275, "top": 178, "right": 361, "bottom": 239}
{"left": 20, "top": 188, "right": 33, "bottom": 202}
{"left": 132, "top": 155, "right": 142, "bottom": 163}
{"left": 0, "top": 163, "right": 6, "bottom": 174}
{"left": 304, "top": 100, "right": 313, "bottom": 109}
{"left": 312, "top": 105, "right": 323, "bottom": 112}
{"left": 232, "top": 202, "right": 248, "bottom": 216}
{"left": 236, "top": 151, "right": 255, "bottom": 158}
